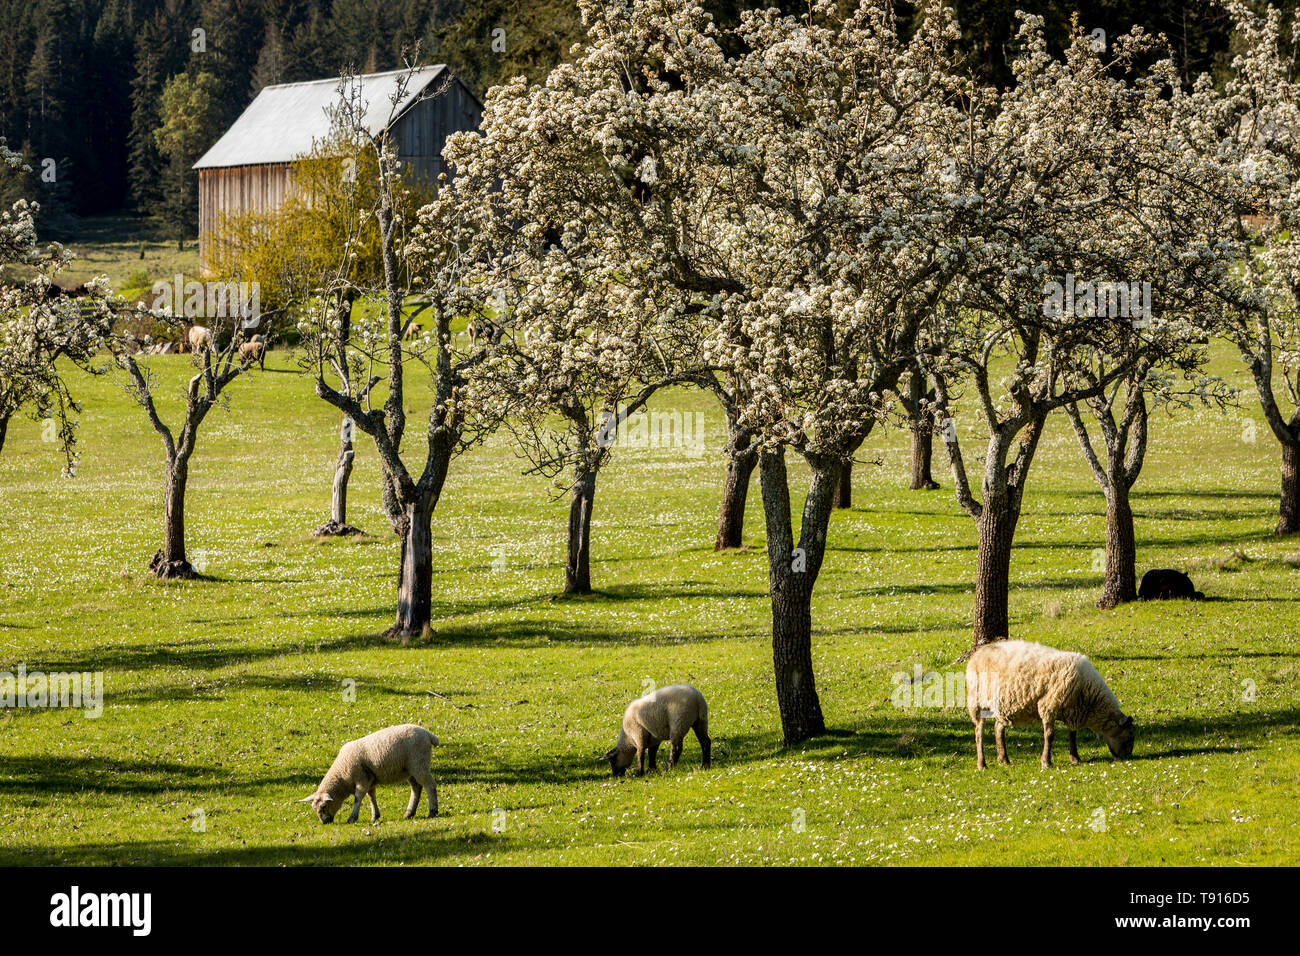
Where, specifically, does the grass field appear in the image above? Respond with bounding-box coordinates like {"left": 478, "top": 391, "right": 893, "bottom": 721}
{"left": 0, "top": 331, "right": 1297, "bottom": 865}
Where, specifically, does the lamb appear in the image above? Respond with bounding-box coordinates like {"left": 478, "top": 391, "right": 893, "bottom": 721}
{"left": 238, "top": 335, "right": 265, "bottom": 370}
{"left": 965, "top": 640, "right": 1135, "bottom": 770}
{"left": 188, "top": 325, "right": 213, "bottom": 353}
{"left": 603, "top": 683, "right": 711, "bottom": 777}
{"left": 301, "top": 724, "right": 440, "bottom": 823}
{"left": 1138, "top": 568, "right": 1205, "bottom": 601}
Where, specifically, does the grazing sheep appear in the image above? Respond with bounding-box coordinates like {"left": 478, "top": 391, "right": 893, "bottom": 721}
{"left": 238, "top": 335, "right": 265, "bottom": 370}
{"left": 965, "top": 640, "right": 1135, "bottom": 770}
{"left": 603, "top": 683, "right": 711, "bottom": 777}
{"left": 301, "top": 724, "right": 440, "bottom": 823}
{"left": 1138, "top": 568, "right": 1205, "bottom": 601}
{"left": 188, "top": 325, "right": 213, "bottom": 353}
{"left": 402, "top": 321, "right": 422, "bottom": 341}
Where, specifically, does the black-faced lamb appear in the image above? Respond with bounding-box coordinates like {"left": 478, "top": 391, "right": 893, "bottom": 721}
{"left": 301, "top": 724, "right": 440, "bottom": 823}
{"left": 603, "top": 683, "right": 711, "bottom": 777}
{"left": 965, "top": 640, "right": 1135, "bottom": 770}
{"left": 1138, "top": 568, "right": 1205, "bottom": 601}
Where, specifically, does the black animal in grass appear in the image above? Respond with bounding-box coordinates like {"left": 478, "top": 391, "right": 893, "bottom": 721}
{"left": 1138, "top": 569, "right": 1205, "bottom": 601}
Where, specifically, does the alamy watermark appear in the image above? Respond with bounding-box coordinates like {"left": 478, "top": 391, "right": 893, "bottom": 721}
{"left": 891, "top": 664, "right": 998, "bottom": 710}
{"left": 151, "top": 274, "right": 262, "bottom": 330}
{"left": 1043, "top": 273, "right": 1151, "bottom": 328}
{"left": 596, "top": 406, "right": 706, "bottom": 456}
{"left": 2, "top": 664, "right": 103, "bottom": 717}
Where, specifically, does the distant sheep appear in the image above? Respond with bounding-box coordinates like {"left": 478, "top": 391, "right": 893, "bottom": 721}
{"left": 965, "top": 640, "right": 1135, "bottom": 770}
{"left": 402, "top": 321, "right": 422, "bottom": 341}
{"left": 238, "top": 335, "right": 265, "bottom": 370}
{"left": 188, "top": 325, "right": 213, "bottom": 353}
{"left": 1138, "top": 568, "right": 1204, "bottom": 601}
{"left": 302, "top": 724, "right": 440, "bottom": 823}
{"left": 604, "top": 683, "right": 711, "bottom": 777}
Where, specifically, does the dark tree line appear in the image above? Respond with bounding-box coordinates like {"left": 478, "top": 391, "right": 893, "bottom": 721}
{"left": 0, "top": 0, "right": 1272, "bottom": 234}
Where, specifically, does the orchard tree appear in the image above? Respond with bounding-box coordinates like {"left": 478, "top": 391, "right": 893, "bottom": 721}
{"left": 693, "top": 0, "right": 970, "bottom": 742}
{"left": 448, "top": 0, "right": 970, "bottom": 742}
{"left": 927, "top": 18, "right": 1226, "bottom": 645}
{"left": 0, "top": 141, "right": 116, "bottom": 470}
{"left": 466, "top": 272, "right": 706, "bottom": 595}
{"left": 116, "top": 313, "right": 260, "bottom": 578}
{"left": 442, "top": 1, "right": 772, "bottom": 557}
{"left": 1183, "top": 3, "right": 1300, "bottom": 536}
{"left": 303, "top": 66, "right": 494, "bottom": 640}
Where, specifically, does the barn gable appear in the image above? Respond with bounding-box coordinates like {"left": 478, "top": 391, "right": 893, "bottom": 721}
{"left": 194, "top": 65, "right": 482, "bottom": 269}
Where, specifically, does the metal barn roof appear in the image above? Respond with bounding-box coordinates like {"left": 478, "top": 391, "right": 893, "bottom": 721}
{"left": 193, "top": 65, "right": 450, "bottom": 170}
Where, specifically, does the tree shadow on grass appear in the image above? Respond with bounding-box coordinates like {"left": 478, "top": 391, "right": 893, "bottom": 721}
{"left": 0, "top": 830, "right": 500, "bottom": 866}
{"left": 0, "top": 754, "right": 310, "bottom": 797}
{"left": 29, "top": 631, "right": 378, "bottom": 675}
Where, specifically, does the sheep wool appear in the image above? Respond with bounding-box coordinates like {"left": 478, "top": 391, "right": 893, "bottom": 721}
{"left": 604, "top": 683, "right": 711, "bottom": 777}
{"left": 965, "top": 640, "right": 1135, "bottom": 770}
{"left": 304, "top": 724, "right": 440, "bottom": 824}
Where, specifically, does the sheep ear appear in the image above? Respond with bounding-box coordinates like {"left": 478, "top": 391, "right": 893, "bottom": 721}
{"left": 298, "top": 794, "right": 318, "bottom": 803}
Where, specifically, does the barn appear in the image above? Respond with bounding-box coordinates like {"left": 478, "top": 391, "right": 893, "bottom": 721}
{"left": 192, "top": 65, "right": 482, "bottom": 268}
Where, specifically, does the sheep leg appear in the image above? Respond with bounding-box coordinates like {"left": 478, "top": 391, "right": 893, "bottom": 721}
{"left": 669, "top": 737, "right": 683, "bottom": 769}
{"left": 347, "top": 781, "right": 368, "bottom": 824}
{"left": 647, "top": 742, "right": 660, "bottom": 770}
{"left": 994, "top": 721, "right": 1010, "bottom": 765}
{"left": 1068, "top": 730, "right": 1080, "bottom": 765}
{"left": 415, "top": 770, "right": 438, "bottom": 817}
{"left": 974, "top": 715, "right": 986, "bottom": 770}
{"left": 1041, "top": 721, "right": 1054, "bottom": 768}
{"left": 367, "top": 786, "right": 381, "bottom": 822}
{"left": 405, "top": 777, "right": 422, "bottom": 819}
{"left": 693, "top": 717, "right": 711, "bottom": 768}
{"left": 636, "top": 744, "right": 647, "bottom": 776}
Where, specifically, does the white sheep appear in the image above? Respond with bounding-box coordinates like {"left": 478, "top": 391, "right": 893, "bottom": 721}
{"left": 301, "top": 724, "right": 440, "bottom": 823}
{"left": 603, "top": 683, "right": 711, "bottom": 777}
{"left": 238, "top": 335, "right": 265, "bottom": 369}
{"left": 965, "top": 639, "right": 1135, "bottom": 770}
{"left": 188, "top": 325, "right": 213, "bottom": 353}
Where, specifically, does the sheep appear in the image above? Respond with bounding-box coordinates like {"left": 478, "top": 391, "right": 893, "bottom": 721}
{"left": 238, "top": 335, "right": 265, "bottom": 370}
{"left": 965, "top": 640, "right": 1135, "bottom": 770}
{"left": 401, "top": 321, "right": 422, "bottom": 341}
{"left": 1139, "top": 568, "right": 1204, "bottom": 601}
{"left": 188, "top": 325, "right": 213, "bottom": 353}
{"left": 301, "top": 724, "right": 440, "bottom": 823}
{"left": 603, "top": 683, "right": 711, "bottom": 777}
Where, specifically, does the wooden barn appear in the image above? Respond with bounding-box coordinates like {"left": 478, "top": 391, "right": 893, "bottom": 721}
{"left": 193, "top": 65, "right": 482, "bottom": 269}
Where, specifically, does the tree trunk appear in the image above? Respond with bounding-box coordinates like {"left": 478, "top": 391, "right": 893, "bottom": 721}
{"left": 1097, "top": 485, "right": 1137, "bottom": 609}
{"left": 314, "top": 428, "right": 362, "bottom": 536}
{"left": 972, "top": 493, "right": 1018, "bottom": 645}
{"left": 151, "top": 457, "right": 197, "bottom": 579}
{"left": 907, "top": 368, "right": 939, "bottom": 490}
{"left": 759, "top": 450, "right": 829, "bottom": 746}
{"left": 834, "top": 461, "right": 852, "bottom": 509}
{"left": 391, "top": 489, "right": 433, "bottom": 641}
{"left": 564, "top": 468, "right": 596, "bottom": 594}
{"left": 0, "top": 413, "right": 8, "bottom": 458}
{"left": 714, "top": 449, "right": 756, "bottom": 550}
{"left": 1279, "top": 441, "right": 1300, "bottom": 535}
{"left": 332, "top": 447, "right": 354, "bottom": 524}
{"left": 909, "top": 426, "right": 939, "bottom": 490}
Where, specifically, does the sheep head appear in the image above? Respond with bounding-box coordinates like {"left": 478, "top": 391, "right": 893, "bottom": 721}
{"left": 301, "top": 791, "right": 341, "bottom": 823}
{"left": 1105, "top": 714, "right": 1136, "bottom": 760}
{"left": 602, "top": 745, "right": 634, "bottom": 778}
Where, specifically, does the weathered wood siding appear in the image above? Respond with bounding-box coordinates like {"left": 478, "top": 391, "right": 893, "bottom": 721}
{"left": 198, "top": 163, "right": 296, "bottom": 268}
{"left": 391, "top": 78, "right": 483, "bottom": 187}
{"left": 198, "top": 77, "right": 482, "bottom": 271}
